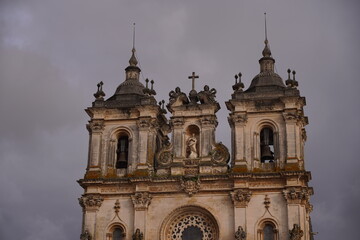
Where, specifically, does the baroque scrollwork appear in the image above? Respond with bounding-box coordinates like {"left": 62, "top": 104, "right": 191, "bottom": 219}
{"left": 78, "top": 194, "right": 104, "bottom": 210}
{"left": 235, "top": 226, "right": 246, "bottom": 240}
{"left": 289, "top": 224, "right": 303, "bottom": 240}
{"left": 230, "top": 189, "right": 252, "bottom": 207}
{"left": 156, "top": 143, "right": 173, "bottom": 166}
{"left": 283, "top": 187, "right": 313, "bottom": 204}
{"left": 210, "top": 142, "right": 230, "bottom": 165}
{"left": 180, "top": 177, "right": 201, "bottom": 196}
{"left": 131, "top": 192, "right": 152, "bottom": 210}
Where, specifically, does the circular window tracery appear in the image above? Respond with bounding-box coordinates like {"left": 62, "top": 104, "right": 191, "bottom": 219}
{"left": 162, "top": 206, "right": 219, "bottom": 240}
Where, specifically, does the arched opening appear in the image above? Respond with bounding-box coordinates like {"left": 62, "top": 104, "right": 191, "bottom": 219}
{"left": 161, "top": 205, "right": 219, "bottom": 240}
{"left": 263, "top": 224, "right": 275, "bottom": 240}
{"left": 112, "top": 227, "right": 125, "bottom": 240}
{"left": 257, "top": 220, "right": 278, "bottom": 240}
{"left": 260, "top": 127, "right": 274, "bottom": 163}
{"left": 116, "top": 134, "right": 129, "bottom": 169}
{"left": 106, "top": 225, "right": 126, "bottom": 240}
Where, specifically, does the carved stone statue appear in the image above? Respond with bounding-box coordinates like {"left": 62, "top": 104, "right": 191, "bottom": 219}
{"left": 187, "top": 134, "right": 198, "bottom": 159}
{"left": 198, "top": 85, "right": 217, "bottom": 104}
{"left": 132, "top": 228, "right": 143, "bottom": 240}
{"left": 289, "top": 224, "right": 303, "bottom": 240}
{"left": 168, "top": 87, "right": 189, "bottom": 108}
{"left": 80, "top": 230, "right": 91, "bottom": 240}
{"left": 235, "top": 226, "right": 246, "bottom": 240}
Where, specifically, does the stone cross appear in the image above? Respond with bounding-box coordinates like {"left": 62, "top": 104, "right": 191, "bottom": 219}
{"left": 188, "top": 72, "right": 199, "bottom": 91}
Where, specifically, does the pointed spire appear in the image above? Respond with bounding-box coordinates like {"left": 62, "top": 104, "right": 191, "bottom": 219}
{"left": 262, "top": 13, "right": 272, "bottom": 57}
{"left": 129, "top": 23, "right": 138, "bottom": 66}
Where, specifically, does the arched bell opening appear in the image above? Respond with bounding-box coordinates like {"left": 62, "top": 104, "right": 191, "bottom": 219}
{"left": 260, "top": 127, "right": 274, "bottom": 163}
{"left": 116, "top": 133, "right": 129, "bottom": 169}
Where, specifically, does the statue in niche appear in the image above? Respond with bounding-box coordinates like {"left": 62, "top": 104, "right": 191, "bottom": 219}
{"left": 235, "top": 226, "right": 246, "bottom": 240}
{"left": 132, "top": 228, "right": 143, "bottom": 240}
{"left": 187, "top": 134, "right": 198, "bottom": 159}
{"left": 289, "top": 224, "right": 303, "bottom": 240}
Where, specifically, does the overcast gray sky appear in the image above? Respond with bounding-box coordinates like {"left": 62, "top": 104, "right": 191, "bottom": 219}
{"left": 0, "top": 0, "right": 359, "bottom": 239}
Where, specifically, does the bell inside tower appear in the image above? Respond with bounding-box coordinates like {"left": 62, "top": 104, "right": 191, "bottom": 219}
{"left": 116, "top": 135, "right": 129, "bottom": 168}
{"left": 260, "top": 127, "right": 274, "bottom": 163}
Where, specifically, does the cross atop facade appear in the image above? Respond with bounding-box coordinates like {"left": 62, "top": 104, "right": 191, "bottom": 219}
{"left": 188, "top": 72, "right": 199, "bottom": 91}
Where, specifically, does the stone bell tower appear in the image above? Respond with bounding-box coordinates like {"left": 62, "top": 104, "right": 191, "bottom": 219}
{"left": 226, "top": 34, "right": 314, "bottom": 240}
{"left": 78, "top": 24, "right": 314, "bottom": 240}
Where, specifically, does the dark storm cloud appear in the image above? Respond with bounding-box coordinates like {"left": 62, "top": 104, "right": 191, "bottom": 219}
{"left": 0, "top": 0, "right": 359, "bottom": 239}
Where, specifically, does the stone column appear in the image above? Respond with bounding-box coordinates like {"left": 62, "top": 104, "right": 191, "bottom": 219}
{"left": 171, "top": 117, "right": 184, "bottom": 158}
{"left": 86, "top": 120, "right": 104, "bottom": 170}
{"left": 200, "top": 116, "right": 217, "bottom": 157}
{"left": 229, "top": 114, "right": 248, "bottom": 170}
{"left": 137, "top": 118, "right": 152, "bottom": 171}
{"left": 131, "top": 192, "right": 152, "bottom": 240}
{"left": 283, "top": 187, "right": 313, "bottom": 240}
{"left": 78, "top": 194, "right": 104, "bottom": 240}
{"left": 230, "top": 189, "right": 252, "bottom": 236}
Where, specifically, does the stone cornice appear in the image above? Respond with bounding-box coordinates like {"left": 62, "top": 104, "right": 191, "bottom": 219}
{"left": 78, "top": 171, "right": 312, "bottom": 188}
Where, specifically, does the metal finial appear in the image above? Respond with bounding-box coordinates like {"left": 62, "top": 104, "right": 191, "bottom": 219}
{"left": 264, "top": 13, "right": 268, "bottom": 43}
{"left": 292, "top": 70, "right": 296, "bottom": 81}
{"left": 287, "top": 69, "right": 291, "bottom": 79}
{"left": 145, "top": 78, "right": 149, "bottom": 88}
{"left": 132, "top": 23, "right": 136, "bottom": 49}
{"left": 150, "top": 80, "right": 154, "bottom": 90}
{"left": 234, "top": 74, "right": 238, "bottom": 84}
{"left": 238, "top": 72, "right": 242, "bottom": 82}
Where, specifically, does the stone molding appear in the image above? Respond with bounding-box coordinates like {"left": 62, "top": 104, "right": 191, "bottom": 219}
{"left": 131, "top": 192, "right": 152, "bottom": 210}
{"left": 230, "top": 189, "right": 252, "bottom": 207}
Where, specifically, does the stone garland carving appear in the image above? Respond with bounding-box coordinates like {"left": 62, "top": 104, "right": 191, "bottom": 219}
{"left": 289, "top": 224, "right": 303, "bottom": 240}
{"left": 180, "top": 177, "right": 201, "bottom": 196}
{"left": 230, "top": 189, "right": 252, "bottom": 207}
{"left": 210, "top": 142, "right": 230, "bottom": 165}
{"left": 156, "top": 143, "right": 173, "bottom": 167}
{"left": 283, "top": 187, "right": 313, "bottom": 204}
{"left": 230, "top": 114, "right": 248, "bottom": 125}
{"left": 131, "top": 192, "right": 152, "bottom": 210}
{"left": 78, "top": 195, "right": 104, "bottom": 210}
{"left": 132, "top": 228, "right": 144, "bottom": 240}
{"left": 80, "top": 230, "right": 92, "bottom": 240}
{"left": 86, "top": 120, "right": 104, "bottom": 133}
{"left": 235, "top": 226, "right": 246, "bottom": 240}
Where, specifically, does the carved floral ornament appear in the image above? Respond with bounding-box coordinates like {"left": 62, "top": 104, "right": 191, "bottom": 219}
{"left": 235, "top": 226, "right": 247, "bottom": 240}
{"left": 156, "top": 143, "right": 173, "bottom": 166}
{"left": 78, "top": 194, "right": 104, "bottom": 210}
{"left": 230, "top": 114, "right": 248, "bottom": 125}
{"left": 131, "top": 192, "right": 152, "bottom": 210}
{"left": 180, "top": 177, "right": 201, "bottom": 196}
{"left": 210, "top": 142, "right": 230, "bottom": 165}
{"left": 283, "top": 187, "right": 313, "bottom": 204}
{"left": 86, "top": 120, "right": 104, "bottom": 132}
{"left": 80, "top": 229, "right": 92, "bottom": 240}
{"left": 230, "top": 189, "right": 252, "bottom": 207}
